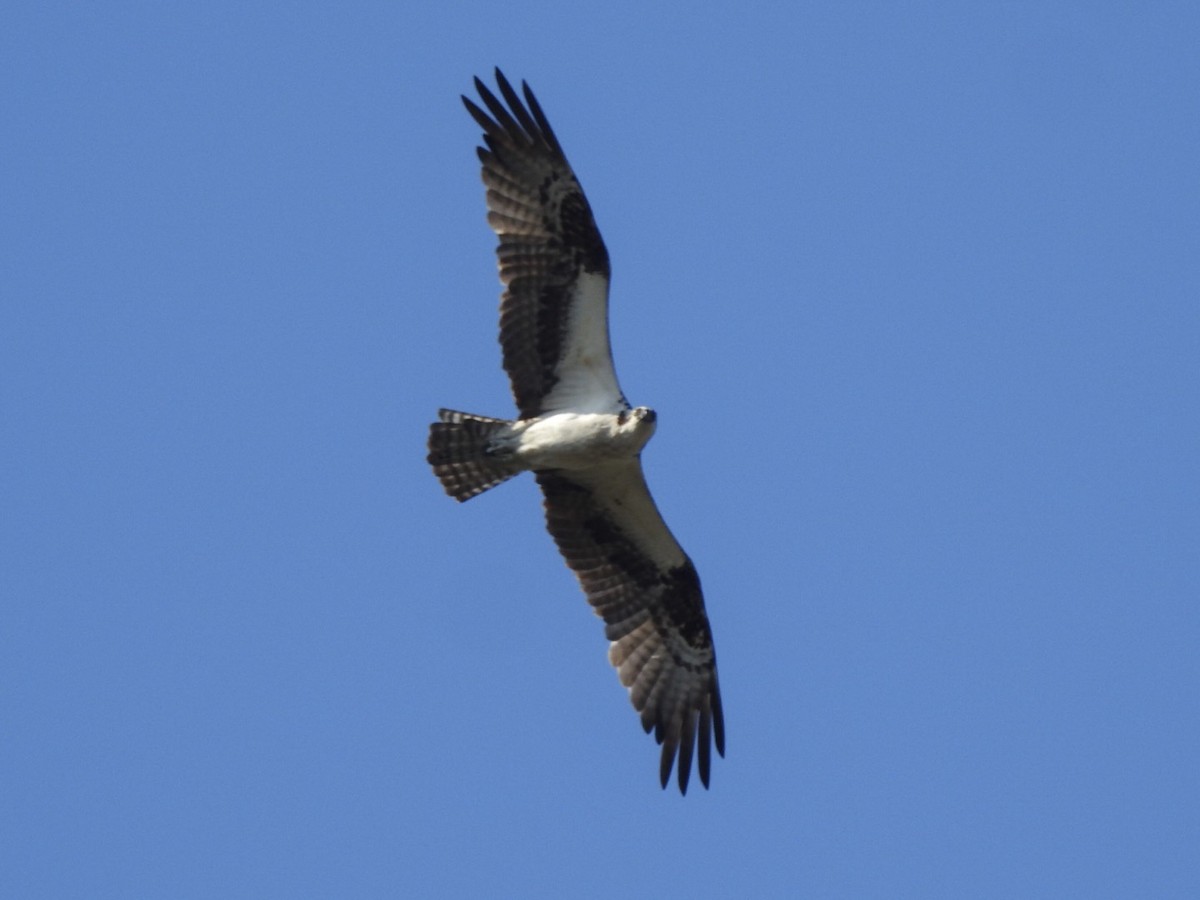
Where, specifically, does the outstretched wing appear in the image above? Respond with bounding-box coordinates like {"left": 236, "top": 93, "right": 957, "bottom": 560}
{"left": 464, "top": 69, "right": 628, "bottom": 418}
{"left": 536, "top": 465, "right": 724, "bottom": 793}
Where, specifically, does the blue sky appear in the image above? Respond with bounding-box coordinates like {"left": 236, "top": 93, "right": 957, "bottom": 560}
{"left": 4, "top": 2, "right": 1198, "bottom": 896}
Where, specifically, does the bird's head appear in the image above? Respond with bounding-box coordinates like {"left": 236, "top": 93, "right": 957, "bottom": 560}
{"left": 617, "top": 406, "right": 657, "bottom": 449}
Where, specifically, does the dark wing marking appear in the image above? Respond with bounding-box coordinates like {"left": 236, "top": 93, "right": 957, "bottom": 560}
{"left": 464, "top": 69, "right": 626, "bottom": 418}
{"left": 537, "top": 464, "right": 724, "bottom": 793}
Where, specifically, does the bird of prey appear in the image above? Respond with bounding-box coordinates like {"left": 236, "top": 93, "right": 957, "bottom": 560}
{"left": 427, "top": 70, "right": 724, "bottom": 793}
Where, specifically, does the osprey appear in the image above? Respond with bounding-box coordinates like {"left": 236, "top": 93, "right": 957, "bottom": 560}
{"left": 427, "top": 70, "right": 724, "bottom": 793}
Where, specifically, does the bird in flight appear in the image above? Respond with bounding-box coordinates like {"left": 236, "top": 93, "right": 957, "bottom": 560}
{"left": 427, "top": 70, "right": 724, "bottom": 793}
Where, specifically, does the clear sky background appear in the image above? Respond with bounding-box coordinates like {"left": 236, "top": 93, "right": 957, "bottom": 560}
{"left": 4, "top": 2, "right": 1198, "bottom": 897}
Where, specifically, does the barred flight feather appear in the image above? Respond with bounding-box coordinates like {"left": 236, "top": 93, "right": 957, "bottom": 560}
{"left": 427, "top": 70, "right": 725, "bottom": 794}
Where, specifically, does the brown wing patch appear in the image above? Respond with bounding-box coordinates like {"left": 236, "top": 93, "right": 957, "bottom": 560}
{"left": 536, "top": 469, "right": 724, "bottom": 793}
{"left": 464, "top": 70, "right": 612, "bottom": 417}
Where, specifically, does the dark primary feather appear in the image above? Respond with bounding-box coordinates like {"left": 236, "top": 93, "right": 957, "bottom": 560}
{"left": 463, "top": 69, "right": 613, "bottom": 418}
{"left": 537, "top": 467, "right": 725, "bottom": 793}
{"left": 449, "top": 72, "right": 725, "bottom": 794}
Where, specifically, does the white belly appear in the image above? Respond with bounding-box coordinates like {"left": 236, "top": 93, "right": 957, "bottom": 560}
{"left": 510, "top": 412, "right": 652, "bottom": 470}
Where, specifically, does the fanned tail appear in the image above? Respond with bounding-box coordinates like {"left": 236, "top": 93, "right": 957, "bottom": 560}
{"left": 427, "top": 409, "right": 520, "bottom": 501}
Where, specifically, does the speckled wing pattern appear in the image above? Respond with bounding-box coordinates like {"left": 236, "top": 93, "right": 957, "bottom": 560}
{"left": 463, "top": 70, "right": 627, "bottom": 417}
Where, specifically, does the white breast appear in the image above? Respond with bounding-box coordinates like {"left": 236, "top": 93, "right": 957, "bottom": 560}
{"left": 512, "top": 412, "right": 650, "bottom": 470}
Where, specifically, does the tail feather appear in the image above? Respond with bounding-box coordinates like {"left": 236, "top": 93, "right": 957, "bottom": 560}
{"left": 427, "top": 409, "right": 520, "bottom": 501}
